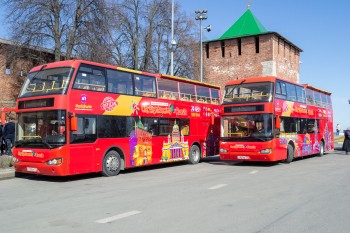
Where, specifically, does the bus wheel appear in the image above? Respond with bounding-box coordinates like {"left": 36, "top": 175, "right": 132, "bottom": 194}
{"left": 318, "top": 141, "right": 325, "bottom": 157}
{"left": 285, "top": 144, "right": 294, "bottom": 163}
{"left": 102, "top": 150, "right": 121, "bottom": 176}
{"left": 189, "top": 145, "right": 201, "bottom": 164}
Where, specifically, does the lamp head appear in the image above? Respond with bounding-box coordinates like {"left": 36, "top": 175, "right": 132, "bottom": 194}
{"left": 205, "top": 25, "right": 211, "bottom": 32}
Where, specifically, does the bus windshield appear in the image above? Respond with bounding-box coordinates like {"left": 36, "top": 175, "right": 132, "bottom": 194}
{"left": 19, "top": 67, "right": 73, "bottom": 98}
{"left": 221, "top": 114, "right": 273, "bottom": 142}
{"left": 223, "top": 82, "right": 273, "bottom": 104}
{"left": 16, "top": 110, "right": 66, "bottom": 149}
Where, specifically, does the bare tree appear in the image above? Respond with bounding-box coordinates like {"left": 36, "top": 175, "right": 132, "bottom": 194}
{"left": 106, "top": 0, "right": 197, "bottom": 78}
{"left": 2, "top": 0, "right": 108, "bottom": 61}
{"left": 2, "top": 0, "right": 199, "bottom": 79}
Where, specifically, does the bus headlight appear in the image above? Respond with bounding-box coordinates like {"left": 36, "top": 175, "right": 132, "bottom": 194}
{"left": 220, "top": 148, "right": 228, "bottom": 153}
{"left": 259, "top": 148, "right": 272, "bottom": 154}
{"left": 12, "top": 157, "right": 19, "bottom": 163}
{"left": 46, "top": 158, "right": 63, "bottom": 165}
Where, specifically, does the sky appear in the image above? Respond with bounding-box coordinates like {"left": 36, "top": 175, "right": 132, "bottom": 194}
{"left": 0, "top": 0, "right": 349, "bottom": 131}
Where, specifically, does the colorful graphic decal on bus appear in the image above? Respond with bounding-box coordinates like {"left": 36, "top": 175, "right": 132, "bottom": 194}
{"left": 161, "top": 121, "right": 189, "bottom": 162}
{"left": 103, "top": 95, "right": 142, "bottom": 116}
{"left": 279, "top": 133, "right": 301, "bottom": 156}
{"left": 101, "top": 97, "right": 117, "bottom": 112}
{"left": 129, "top": 120, "right": 152, "bottom": 166}
{"left": 301, "top": 134, "right": 312, "bottom": 155}
{"left": 18, "top": 150, "right": 44, "bottom": 158}
{"left": 275, "top": 99, "right": 330, "bottom": 120}
{"left": 279, "top": 119, "right": 329, "bottom": 156}
{"left": 75, "top": 94, "right": 93, "bottom": 111}
{"left": 275, "top": 100, "right": 308, "bottom": 117}
{"left": 140, "top": 101, "right": 188, "bottom": 117}
{"left": 191, "top": 105, "right": 201, "bottom": 117}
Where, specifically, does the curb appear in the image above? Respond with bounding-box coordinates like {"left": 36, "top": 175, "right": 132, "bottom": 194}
{"left": 0, "top": 167, "right": 15, "bottom": 180}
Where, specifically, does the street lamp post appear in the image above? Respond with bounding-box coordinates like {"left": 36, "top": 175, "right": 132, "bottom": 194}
{"left": 195, "top": 9, "right": 211, "bottom": 82}
{"left": 170, "top": 0, "right": 176, "bottom": 76}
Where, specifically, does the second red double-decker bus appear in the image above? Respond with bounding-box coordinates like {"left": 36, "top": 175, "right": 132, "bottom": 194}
{"left": 220, "top": 76, "right": 333, "bottom": 163}
{"left": 12, "top": 60, "right": 221, "bottom": 176}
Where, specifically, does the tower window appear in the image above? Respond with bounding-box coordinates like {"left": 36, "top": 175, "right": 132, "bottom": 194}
{"left": 238, "top": 38, "right": 242, "bottom": 56}
{"left": 255, "top": 36, "right": 259, "bottom": 53}
{"left": 221, "top": 41, "right": 225, "bottom": 58}
{"left": 205, "top": 43, "right": 209, "bottom": 59}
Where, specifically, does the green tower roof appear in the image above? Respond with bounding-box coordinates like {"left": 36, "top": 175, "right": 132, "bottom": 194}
{"left": 219, "top": 9, "right": 267, "bottom": 39}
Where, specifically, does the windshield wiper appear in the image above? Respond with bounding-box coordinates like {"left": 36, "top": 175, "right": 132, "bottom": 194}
{"left": 15, "top": 138, "right": 52, "bottom": 149}
{"left": 225, "top": 80, "right": 247, "bottom": 99}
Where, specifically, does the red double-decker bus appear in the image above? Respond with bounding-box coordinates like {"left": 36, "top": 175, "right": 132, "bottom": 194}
{"left": 12, "top": 60, "right": 221, "bottom": 176}
{"left": 220, "top": 76, "right": 333, "bottom": 163}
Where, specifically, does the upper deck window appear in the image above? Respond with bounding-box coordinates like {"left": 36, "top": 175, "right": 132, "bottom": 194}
{"left": 275, "top": 81, "right": 287, "bottom": 100}
{"left": 179, "top": 82, "right": 196, "bottom": 102}
{"left": 106, "top": 69, "right": 133, "bottom": 95}
{"left": 196, "top": 86, "right": 210, "bottom": 103}
{"left": 223, "top": 82, "right": 273, "bottom": 104}
{"left": 158, "top": 79, "right": 179, "bottom": 100}
{"left": 210, "top": 88, "right": 220, "bottom": 104}
{"left": 73, "top": 65, "right": 106, "bottom": 92}
{"left": 286, "top": 83, "right": 297, "bottom": 101}
{"left": 19, "top": 67, "right": 73, "bottom": 98}
{"left": 134, "top": 75, "right": 156, "bottom": 97}
{"left": 305, "top": 89, "right": 315, "bottom": 105}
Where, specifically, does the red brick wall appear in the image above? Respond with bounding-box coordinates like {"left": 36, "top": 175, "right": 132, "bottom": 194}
{"left": 0, "top": 49, "right": 17, "bottom": 108}
{"left": 0, "top": 43, "right": 56, "bottom": 109}
{"left": 203, "top": 34, "right": 300, "bottom": 88}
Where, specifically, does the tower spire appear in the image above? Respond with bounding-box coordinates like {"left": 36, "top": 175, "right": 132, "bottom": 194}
{"left": 247, "top": 0, "right": 252, "bottom": 9}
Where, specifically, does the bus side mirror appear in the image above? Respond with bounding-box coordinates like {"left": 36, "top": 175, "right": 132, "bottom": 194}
{"left": 71, "top": 116, "right": 78, "bottom": 131}
{"left": 274, "top": 116, "right": 281, "bottom": 138}
{"left": 275, "top": 116, "right": 281, "bottom": 129}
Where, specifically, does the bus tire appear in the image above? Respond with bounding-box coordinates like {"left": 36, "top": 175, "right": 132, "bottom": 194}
{"left": 189, "top": 145, "right": 201, "bottom": 164}
{"left": 285, "top": 144, "right": 294, "bottom": 163}
{"left": 318, "top": 141, "right": 325, "bottom": 157}
{"left": 102, "top": 150, "right": 121, "bottom": 176}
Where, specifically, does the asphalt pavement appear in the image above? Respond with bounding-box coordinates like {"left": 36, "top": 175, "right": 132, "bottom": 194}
{"left": 0, "top": 141, "right": 345, "bottom": 180}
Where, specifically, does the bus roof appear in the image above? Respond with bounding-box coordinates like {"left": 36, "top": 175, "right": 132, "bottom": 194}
{"left": 225, "top": 76, "right": 331, "bottom": 94}
{"left": 29, "top": 59, "right": 220, "bottom": 89}
{"left": 29, "top": 59, "right": 156, "bottom": 77}
{"left": 225, "top": 76, "right": 303, "bottom": 86}
{"left": 160, "top": 74, "right": 220, "bottom": 89}
{"left": 302, "top": 84, "right": 331, "bottom": 95}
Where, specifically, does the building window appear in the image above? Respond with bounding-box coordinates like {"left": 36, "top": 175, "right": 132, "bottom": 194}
{"left": 5, "top": 68, "right": 11, "bottom": 75}
{"left": 237, "top": 38, "right": 242, "bottom": 56}
{"left": 205, "top": 43, "right": 209, "bottom": 59}
{"left": 221, "top": 41, "right": 225, "bottom": 58}
{"left": 255, "top": 36, "right": 259, "bottom": 53}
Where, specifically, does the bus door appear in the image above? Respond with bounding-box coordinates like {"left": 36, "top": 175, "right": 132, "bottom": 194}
{"left": 69, "top": 116, "right": 96, "bottom": 174}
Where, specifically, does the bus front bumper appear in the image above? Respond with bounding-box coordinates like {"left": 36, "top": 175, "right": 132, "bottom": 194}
{"left": 13, "top": 162, "right": 68, "bottom": 176}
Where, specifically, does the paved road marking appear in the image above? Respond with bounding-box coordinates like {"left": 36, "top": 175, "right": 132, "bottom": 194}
{"left": 95, "top": 210, "right": 141, "bottom": 223}
{"left": 208, "top": 184, "right": 228, "bottom": 190}
{"left": 249, "top": 170, "right": 259, "bottom": 174}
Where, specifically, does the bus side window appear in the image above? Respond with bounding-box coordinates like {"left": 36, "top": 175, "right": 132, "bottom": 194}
{"left": 71, "top": 116, "right": 97, "bottom": 143}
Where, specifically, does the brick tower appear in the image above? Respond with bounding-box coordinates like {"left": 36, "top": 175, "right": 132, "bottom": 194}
{"left": 203, "top": 8, "right": 302, "bottom": 88}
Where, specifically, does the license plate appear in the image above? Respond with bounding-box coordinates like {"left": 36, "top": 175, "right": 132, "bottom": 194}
{"left": 27, "top": 167, "right": 38, "bottom": 172}
{"left": 237, "top": 156, "right": 250, "bottom": 159}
